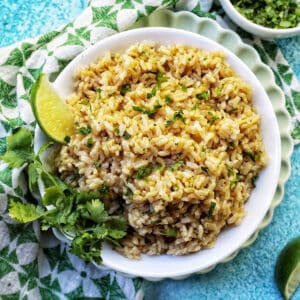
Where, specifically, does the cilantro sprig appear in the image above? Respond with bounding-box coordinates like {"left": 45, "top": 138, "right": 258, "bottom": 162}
{"left": 1, "top": 128, "right": 128, "bottom": 264}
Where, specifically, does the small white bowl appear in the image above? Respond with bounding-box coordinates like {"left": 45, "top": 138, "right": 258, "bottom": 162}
{"left": 35, "top": 27, "right": 281, "bottom": 280}
{"left": 220, "top": 0, "right": 300, "bottom": 39}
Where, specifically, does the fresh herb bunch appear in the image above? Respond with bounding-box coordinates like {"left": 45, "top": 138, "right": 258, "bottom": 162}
{"left": 0, "top": 128, "right": 128, "bottom": 264}
{"left": 231, "top": 0, "right": 300, "bottom": 29}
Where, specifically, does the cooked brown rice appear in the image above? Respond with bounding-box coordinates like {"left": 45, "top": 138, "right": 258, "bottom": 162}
{"left": 55, "top": 43, "right": 267, "bottom": 259}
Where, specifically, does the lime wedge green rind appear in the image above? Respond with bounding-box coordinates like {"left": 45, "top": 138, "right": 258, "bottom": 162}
{"left": 30, "top": 74, "right": 74, "bottom": 144}
{"left": 275, "top": 237, "right": 300, "bottom": 300}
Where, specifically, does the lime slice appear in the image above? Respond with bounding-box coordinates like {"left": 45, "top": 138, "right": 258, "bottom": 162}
{"left": 31, "top": 74, "right": 74, "bottom": 143}
{"left": 275, "top": 237, "right": 300, "bottom": 300}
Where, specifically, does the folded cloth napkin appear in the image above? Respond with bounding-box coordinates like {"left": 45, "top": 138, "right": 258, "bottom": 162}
{"left": 0, "top": 1, "right": 299, "bottom": 299}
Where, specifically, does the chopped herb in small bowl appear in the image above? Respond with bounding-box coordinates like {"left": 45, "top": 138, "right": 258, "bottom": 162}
{"left": 220, "top": 0, "right": 300, "bottom": 38}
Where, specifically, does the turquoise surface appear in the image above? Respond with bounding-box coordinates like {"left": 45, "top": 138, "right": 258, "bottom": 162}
{"left": 1, "top": 1, "right": 300, "bottom": 300}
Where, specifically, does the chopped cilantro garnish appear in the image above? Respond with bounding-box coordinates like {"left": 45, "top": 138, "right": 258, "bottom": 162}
{"left": 132, "top": 100, "right": 162, "bottom": 118}
{"left": 165, "top": 95, "right": 172, "bottom": 105}
{"left": 231, "top": 0, "right": 300, "bottom": 29}
{"left": 96, "top": 87, "right": 102, "bottom": 95}
{"left": 243, "top": 151, "right": 257, "bottom": 162}
{"left": 114, "top": 127, "right": 120, "bottom": 134}
{"left": 167, "top": 228, "right": 177, "bottom": 237}
{"left": 191, "top": 101, "right": 199, "bottom": 110}
{"left": 77, "top": 124, "right": 92, "bottom": 135}
{"left": 80, "top": 99, "right": 89, "bottom": 105}
{"left": 64, "top": 136, "right": 71, "bottom": 143}
{"left": 147, "top": 86, "right": 157, "bottom": 99}
{"left": 124, "top": 187, "right": 133, "bottom": 198}
{"left": 170, "top": 161, "right": 184, "bottom": 171}
{"left": 135, "top": 166, "right": 152, "bottom": 179}
{"left": 208, "top": 112, "right": 219, "bottom": 125}
{"left": 182, "top": 84, "right": 188, "bottom": 92}
{"left": 94, "top": 161, "right": 102, "bottom": 169}
{"left": 196, "top": 91, "right": 209, "bottom": 100}
{"left": 152, "top": 219, "right": 161, "bottom": 225}
{"left": 156, "top": 72, "right": 168, "bottom": 88}
{"left": 226, "top": 165, "right": 235, "bottom": 176}
{"left": 121, "top": 83, "right": 131, "bottom": 96}
{"left": 165, "top": 110, "right": 186, "bottom": 128}
{"left": 99, "top": 183, "right": 110, "bottom": 194}
{"left": 252, "top": 175, "right": 258, "bottom": 188}
{"left": 228, "top": 108, "right": 238, "bottom": 113}
{"left": 123, "top": 131, "right": 132, "bottom": 140}
{"left": 215, "top": 86, "right": 223, "bottom": 96}
{"left": 87, "top": 137, "right": 94, "bottom": 148}
{"left": 227, "top": 141, "right": 235, "bottom": 149}
{"left": 207, "top": 201, "right": 216, "bottom": 218}
{"left": 230, "top": 174, "right": 241, "bottom": 188}
{"left": 201, "top": 166, "right": 209, "bottom": 174}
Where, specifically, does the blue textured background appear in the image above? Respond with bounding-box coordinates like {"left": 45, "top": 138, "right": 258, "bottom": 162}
{"left": 0, "top": 1, "right": 300, "bottom": 300}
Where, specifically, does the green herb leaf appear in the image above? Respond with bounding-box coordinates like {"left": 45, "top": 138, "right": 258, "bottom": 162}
{"left": 77, "top": 124, "right": 92, "bottom": 135}
{"left": 196, "top": 91, "right": 209, "bottom": 100}
{"left": 252, "top": 175, "right": 258, "bottom": 188}
{"left": 201, "top": 166, "right": 209, "bottom": 174}
{"left": 124, "top": 187, "right": 133, "bottom": 198}
{"left": 156, "top": 72, "right": 168, "bottom": 88}
{"left": 146, "top": 86, "right": 157, "bottom": 99}
{"left": 64, "top": 136, "right": 71, "bottom": 143}
{"left": 132, "top": 100, "right": 162, "bottom": 118}
{"left": 123, "top": 130, "right": 131, "bottom": 140}
{"left": 170, "top": 161, "right": 184, "bottom": 171}
{"left": 243, "top": 151, "right": 256, "bottom": 162}
{"left": 165, "top": 110, "right": 186, "bottom": 128}
{"left": 87, "top": 137, "right": 94, "bottom": 147}
{"left": 9, "top": 200, "right": 46, "bottom": 223}
{"left": 136, "top": 166, "right": 152, "bottom": 179}
{"left": 165, "top": 94, "right": 172, "bottom": 105}
{"left": 80, "top": 99, "right": 89, "bottom": 105}
{"left": 167, "top": 228, "right": 177, "bottom": 237}
{"left": 96, "top": 87, "right": 102, "bottom": 98}
{"left": 182, "top": 85, "right": 188, "bottom": 92}
{"left": 207, "top": 201, "right": 216, "bottom": 218}
{"left": 121, "top": 83, "right": 131, "bottom": 96}
{"left": 94, "top": 161, "right": 102, "bottom": 169}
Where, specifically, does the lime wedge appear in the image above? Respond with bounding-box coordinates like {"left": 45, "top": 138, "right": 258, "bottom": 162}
{"left": 31, "top": 74, "right": 74, "bottom": 144}
{"left": 275, "top": 237, "right": 300, "bottom": 300}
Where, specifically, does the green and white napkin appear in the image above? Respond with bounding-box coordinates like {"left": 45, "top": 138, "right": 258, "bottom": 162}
{"left": 0, "top": 0, "right": 299, "bottom": 299}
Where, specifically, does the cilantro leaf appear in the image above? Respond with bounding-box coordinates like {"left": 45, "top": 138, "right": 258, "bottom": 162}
{"left": 83, "top": 199, "right": 108, "bottom": 224}
{"left": 132, "top": 100, "right": 162, "bottom": 118}
{"left": 9, "top": 200, "right": 46, "bottom": 223}
{"left": 136, "top": 166, "right": 152, "bottom": 179}
{"left": 170, "top": 161, "right": 184, "bottom": 171}
{"left": 167, "top": 228, "right": 177, "bottom": 237}
{"left": 146, "top": 86, "right": 157, "bottom": 99}
{"left": 5, "top": 129, "right": 128, "bottom": 265}
{"left": 207, "top": 201, "right": 216, "bottom": 218}
{"left": 121, "top": 83, "right": 131, "bottom": 96}
{"left": 156, "top": 72, "right": 168, "bottom": 88}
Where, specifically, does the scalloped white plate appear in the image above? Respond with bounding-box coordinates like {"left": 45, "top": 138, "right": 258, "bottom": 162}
{"left": 35, "top": 10, "right": 293, "bottom": 281}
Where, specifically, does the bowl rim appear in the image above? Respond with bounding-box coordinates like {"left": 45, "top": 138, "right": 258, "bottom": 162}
{"left": 34, "top": 26, "right": 283, "bottom": 278}
{"left": 219, "top": 0, "right": 300, "bottom": 34}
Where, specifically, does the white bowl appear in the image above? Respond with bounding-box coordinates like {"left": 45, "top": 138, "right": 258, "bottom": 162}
{"left": 220, "top": 0, "right": 300, "bottom": 39}
{"left": 35, "top": 27, "right": 281, "bottom": 280}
